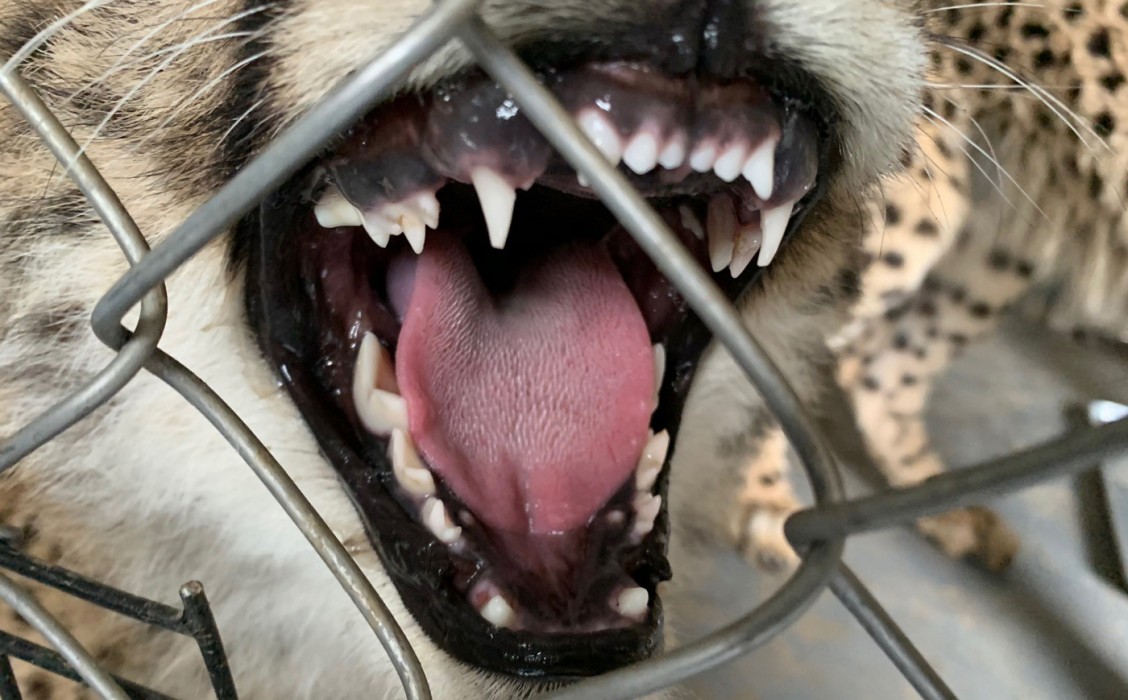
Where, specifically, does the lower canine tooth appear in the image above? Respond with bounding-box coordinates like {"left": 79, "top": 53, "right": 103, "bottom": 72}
{"left": 480, "top": 595, "right": 517, "bottom": 628}
{"left": 314, "top": 186, "right": 364, "bottom": 229}
{"left": 470, "top": 167, "right": 516, "bottom": 250}
{"left": 389, "top": 429, "right": 436, "bottom": 497}
{"left": 730, "top": 222, "right": 762, "bottom": 278}
{"left": 635, "top": 430, "right": 669, "bottom": 492}
{"left": 758, "top": 200, "right": 795, "bottom": 267}
{"left": 422, "top": 498, "right": 462, "bottom": 543}
{"left": 353, "top": 334, "right": 407, "bottom": 435}
{"left": 614, "top": 587, "right": 649, "bottom": 620}
{"left": 707, "top": 195, "right": 737, "bottom": 272}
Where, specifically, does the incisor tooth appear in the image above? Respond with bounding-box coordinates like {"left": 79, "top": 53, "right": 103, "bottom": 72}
{"left": 706, "top": 195, "right": 737, "bottom": 273}
{"left": 422, "top": 498, "right": 462, "bottom": 543}
{"left": 577, "top": 109, "right": 623, "bottom": 165}
{"left": 730, "top": 222, "right": 762, "bottom": 278}
{"left": 689, "top": 143, "right": 717, "bottom": 173}
{"left": 614, "top": 587, "right": 649, "bottom": 620}
{"left": 713, "top": 144, "right": 747, "bottom": 182}
{"left": 480, "top": 595, "right": 517, "bottom": 628}
{"left": 743, "top": 139, "right": 776, "bottom": 201}
{"left": 758, "top": 200, "right": 795, "bottom": 267}
{"left": 635, "top": 430, "right": 669, "bottom": 492}
{"left": 470, "top": 167, "right": 516, "bottom": 250}
{"left": 632, "top": 493, "right": 662, "bottom": 541}
{"left": 353, "top": 334, "right": 408, "bottom": 435}
{"left": 623, "top": 132, "right": 659, "bottom": 175}
{"left": 389, "top": 429, "right": 436, "bottom": 497}
{"left": 314, "top": 186, "right": 364, "bottom": 229}
{"left": 658, "top": 135, "right": 687, "bottom": 170}
{"left": 679, "top": 205, "right": 705, "bottom": 240}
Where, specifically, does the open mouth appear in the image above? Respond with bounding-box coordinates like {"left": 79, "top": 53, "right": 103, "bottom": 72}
{"left": 245, "top": 59, "right": 827, "bottom": 678}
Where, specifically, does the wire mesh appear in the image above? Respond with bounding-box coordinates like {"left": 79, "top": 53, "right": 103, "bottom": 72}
{"left": 0, "top": 1, "right": 1126, "bottom": 698}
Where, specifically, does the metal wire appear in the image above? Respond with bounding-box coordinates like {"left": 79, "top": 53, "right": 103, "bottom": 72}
{"left": 1, "top": 1, "right": 1127, "bottom": 699}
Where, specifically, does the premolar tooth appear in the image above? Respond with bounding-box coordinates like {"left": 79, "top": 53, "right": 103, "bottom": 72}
{"left": 706, "top": 195, "right": 737, "bottom": 273}
{"left": 730, "top": 222, "right": 762, "bottom": 278}
{"left": 480, "top": 595, "right": 517, "bottom": 629}
{"left": 422, "top": 498, "right": 462, "bottom": 544}
{"left": 400, "top": 213, "right": 427, "bottom": 254}
{"left": 652, "top": 344, "right": 665, "bottom": 408}
{"left": 658, "top": 135, "right": 687, "bottom": 170}
{"left": 632, "top": 493, "right": 662, "bottom": 541}
{"left": 362, "top": 214, "right": 400, "bottom": 248}
{"left": 470, "top": 167, "right": 516, "bottom": 250}
{"left": 743, "top": 139, "right": 776, "bottom": 201}
{"left": 713, "top": 144, "right": 747, "bottom": 182}
{"left": 635, "top": 430, "right": 669, "bottom": 492}
{"left": 389, "top": 429, "right": 436, "bottom": 497}
{"left": 623, "top": 132, "right": 659, "bottom": 175}
{"left": 614, "top": 587, "right": 649, "bottom": 621}
{"left": 353, "top": 334, "right": 407, "bottom": 435}
{"left": 689, "top": 143, "right": 717, "bottom": 173}
{"left": 413, "top": 192, "right": 441, "bottom": 229}
{"left": 679, "top": 205, "right": 705, "bottom": 240}
{"left": 577, "top": 109, "right": 623, "bottom": 165}
{"left": 758, "top": 200, "right": 795, "bottom": 267}
{"left": 314, "top": 186, "right": 364, "bottom": 229}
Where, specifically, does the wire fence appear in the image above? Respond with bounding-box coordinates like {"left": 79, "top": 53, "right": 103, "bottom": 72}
{"left": 0, "top": 2, "right": 1125, "bottom": 698}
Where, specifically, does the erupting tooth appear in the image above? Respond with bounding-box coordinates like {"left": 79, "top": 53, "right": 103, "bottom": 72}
{"left": 353, "top": 333, "right": 407, "bottom": 435}
{"left": 652, "top": 344, "right": 665, "bottom": 407}
{"left": 730, "top": 222, "right": 762, "bottom": 278}
{"left": 470, "top": 167, "right": 516, "bottom": 250}
{"left": 314, "top": 186, "right": 364, "bottom": 229}
{"left": 400, "top": 213, "right": 427, "bottom": 254}
{"left": 658, "top": 135, "right": 688, "bottom": 170}
{"left": 743, "top": 139, "right": 776, "bottom": 201}
{"left": 678, "top": 205, "right": 705, "bottom": 240}
{"left": 631, "top": 493, "right": 662, "bottom": 540}
{"left": 706, "top": 195, "right": 737, "bottom": 273}
{"left": 480, "top": 595, "right": 517, "bottom": 629}
{"left": 623, "top": 132, "right": 660, "bottom": 175}
{"left": 422, "top": 498, "right": 462, "bottom": 544}
{"left": 689, "top": 143, "right": 718, "bottom": 173}
{"left": 713, "top": 144, "right": 747, "bottom": 183}
{"left": 577, "top": 109, "right": 624, "bottom": 165}
{"left": 635, "top": 430, "right": 669, "bottom": 492}
{"left": 758, "top": 200, "right": 795, "bottom": 267}
{"left": 614, "top": 587, "right": 649, "bottom": 621}
{"left": 389, "top": 429, "right": 436, "bottom": 497}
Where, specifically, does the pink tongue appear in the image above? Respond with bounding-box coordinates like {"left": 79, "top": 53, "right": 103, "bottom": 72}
{"left": 395, "top": 236, "right": 654, "bottom": 535}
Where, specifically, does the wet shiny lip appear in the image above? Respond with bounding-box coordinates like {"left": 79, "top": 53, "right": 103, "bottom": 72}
{"left": 242, "top": 58, "right": 832, "bottom": 679}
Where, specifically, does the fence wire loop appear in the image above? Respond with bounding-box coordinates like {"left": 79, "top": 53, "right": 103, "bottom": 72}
{"left": 1, "top": 1, "right": 1128, "bottom": 699}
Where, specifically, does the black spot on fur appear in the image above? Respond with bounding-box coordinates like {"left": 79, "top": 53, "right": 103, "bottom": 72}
{"left": 26, "top": 673, "right": 53, "bottom": 700}
{"left": 987, "top": 249, "right": 1011, "bottom": 270}
{"left": 1016, "top": 260, "right": 1035, "bottom": 277}
{"left": 914, "top": 219, "right": 939, "bottom": 237}
{"left": 884, "top": 204, "right": 901, "bottom": 226}
{"left": 1033, "top": 49, "right": 1055, "bottom": 68}
{"left": 949, "top": 286, "right": 966, "bottom": 304}
{"left": 967, "top": 22, "right": 987, "bottom": 44}
{"left": 861, "top": 376, "right": 880, "bottom": 391}
{"left": 1088, "top": 29, "right": 1111, "bottom": 58}
{"left": 893, "top": 332, "right": 909, "bottom": 350}
{"left": 882, "top": 251, "right": 905, "bottom": 268}
{"left": 1020, "top": 22, "right": 1049, "bottom": 39}
{"left": 993, "top": 46, "right": 1011, "bottom": 64}
{"left": 1064, "top": 3, "right": 1084, "bottom": 21}
{"left": 1094, "top": 112, "right": 1116, "bottom": 138}
{"left": 1090, "top": 172, "right": 1104, "bottom": 199}
{"left": 918, "top": 300, "right": 937, "bottom": 317}
{"left": 1102, "top": 72, "right": 1126, "bottom": 92}
{"left": 996, "top": 6, "right": 1015, "bottom": 28}
{"left": 955, "top": 58, "right": 974, "bottom": 76}
{"left": 949, "top": 333, "right": 970, "bottom": 346}
{"left": 901, "top": 374, "right": 918, "bottom": 386}
{"left": 969, "top": 302, "right": 992, "bottom": 318}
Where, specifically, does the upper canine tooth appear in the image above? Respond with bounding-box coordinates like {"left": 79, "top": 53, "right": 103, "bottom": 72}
{"left": 613, "top": 587, "right": 649, "bottom": 621}
{"left": 743, "top": 139, "right": 776, "bottom": 201}
{"left": 706, "top": 195, "right": 737, "bottom": 273}
{"left": 577, "top": 109, "right": 624, "bottom": 165}
{"left": 422, "top": 498, "right": 462, "bottom": 544}
{"left": 389, "top": 429, "right": 436, "bottom": 497}
{"left": 623, "top": 132, "right": 660, "bottom": 175}
{"left": 470, "top": 167, "right": 516, "bottom": 250}
{"left": 353, "top": 333, "right": 407, "bottom": 435}
{"left": 713, "top": 144, "right": 747, "bottom": 182}
{"left": 480, "top": 594, "right": 517, "bottom": 629}
{"left": 314, "top": 185, "right": 364, "bottom": 229}
{"left": 730, "top": 222, "right": 762, "bottom": 278}
{"left": 758, "top": 200, "right": 795, "bottom": 267}
{"left": 678, "top": 205, "right": 705, "bottom": 240}
{"left": 635, "top": 429, "right": 669, "bottom": 492}
{"left": 689, "top": 143, "right": 718, "bottom": 173}
{"left": 658, "top": 134, "right": 688, "bottom": 170}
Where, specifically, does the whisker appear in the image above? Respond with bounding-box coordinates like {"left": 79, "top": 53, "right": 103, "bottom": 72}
{"left": 2, "top": 0, "right": 118, "bottom": 75}
{"left": 924, "top": 3, "right": 1048, "bottom": 13}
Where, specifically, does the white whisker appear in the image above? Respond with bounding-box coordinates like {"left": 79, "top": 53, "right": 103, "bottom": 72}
{"left": 2, "top": 0, "right": 117, "bottom": 75}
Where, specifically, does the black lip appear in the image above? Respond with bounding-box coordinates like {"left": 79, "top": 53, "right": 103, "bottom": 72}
{"left": 239, "top": 67, "right": 834, "bottom": 681}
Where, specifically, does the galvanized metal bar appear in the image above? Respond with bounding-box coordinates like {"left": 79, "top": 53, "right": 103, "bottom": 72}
{"left": 0, "top": 633, "right": 172, "bottom": 700}
{"left": 0, "top": 655, "right": 20, "bottom": 700}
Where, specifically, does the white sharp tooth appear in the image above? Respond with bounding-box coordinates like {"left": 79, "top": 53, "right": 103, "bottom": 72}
{"left": 314, "top": 186, "right": 364, "bottom": 229}
{"left": 689, "top": 143, "right": 717, "bottom": 173}
{"left": 400, "top": 213, "right": 427, "bottom": 254}
{"left": 678, "top": 205, "right": 705, "bottom": 240}
{"left": 635, "top": 429, "right": 669, "bottom": 492}
{"left": 706, "top": 195, "right": 737, "bottom": 273}
{"left": 713, "top": 144, "right": 747, "bottom": 182}
{"left": 631, "top": 493, "right": 662, "bottom": 541}
{"left": 389, "top": 429, "right": 435, "bottom": 497}
{"left": 730, "top": 222, "right": 763, "bottom": 278}
{"left": 353, "top": 334, "right": 408, "bottom": 435}
{"left": 422, "top": 498, "right": 462, "bottom": 544}
{"left": 362, "top": 214, "right": 399, "bottom": 248}
{"left": 658, "top": 135, "right": 687, "bottom": 170}
{"left": 355, "top": 388, "right": 407, "bottom": 436}
{"left": 652, "top": 344, "right": 665, "bottom": 408}
{"left": 413, "top": 192, "right": 441, "bottom": 229}
{"left": 470, "top": 167, "right": 516, "bottom": 250}
{"left": 577, "top": 109, "right": 623, "bottom": 165}
{"left": 758, "top": 200, "right": 795, "bottom": 267}
{"left": 623, "top": 132, "right": 659, "bottom": 175}
{"left": 743, "top": 139, "right": 776, "bottom": 201}
{"left": 614, "top": 587, "right": 649, "bottom": 620}
{"left": 480, "top": 595, "right": 517, "bottom": 629}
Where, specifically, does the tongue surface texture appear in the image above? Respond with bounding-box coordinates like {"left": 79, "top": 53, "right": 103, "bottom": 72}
{"left": 396, "top": 236, "right": 654, "bottom": 535}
